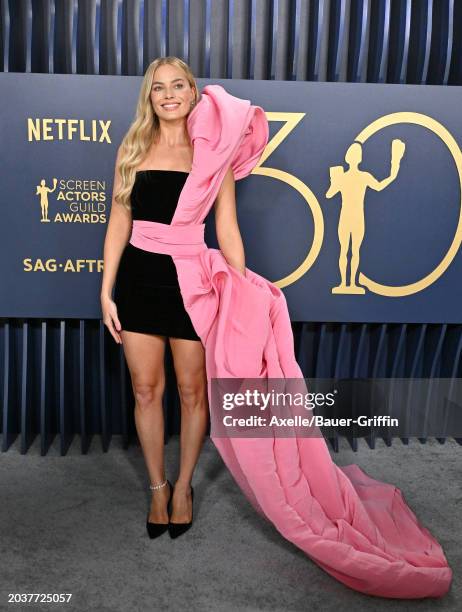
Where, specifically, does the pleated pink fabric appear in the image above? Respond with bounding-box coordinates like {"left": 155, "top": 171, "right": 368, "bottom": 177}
{"left": 129, "top": 84, "right": 452, "bottom": 598}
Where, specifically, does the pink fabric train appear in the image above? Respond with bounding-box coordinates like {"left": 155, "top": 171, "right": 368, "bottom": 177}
{"left": 129, "top": 84, "right": 452, "bottom": 598}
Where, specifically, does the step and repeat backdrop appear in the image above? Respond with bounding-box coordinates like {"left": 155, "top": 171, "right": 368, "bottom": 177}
{"left": 1, "top": 73, "right": 461, "bottom": 322}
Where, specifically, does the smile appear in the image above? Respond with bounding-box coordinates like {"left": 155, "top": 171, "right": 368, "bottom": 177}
{"left": 162, "top": 103, "right": 180, "bottom": 111}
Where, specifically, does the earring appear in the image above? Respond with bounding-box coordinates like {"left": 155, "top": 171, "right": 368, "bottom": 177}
{"left": 190, "top": 100, "right": 195, "bottom": 107}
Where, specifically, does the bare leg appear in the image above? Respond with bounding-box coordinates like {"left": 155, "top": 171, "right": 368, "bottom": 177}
{"left": 168, "top": 337, "right": 208, "bottom": 523}
{"left": 121, "top": 330, "right": 171, "bottom": 523}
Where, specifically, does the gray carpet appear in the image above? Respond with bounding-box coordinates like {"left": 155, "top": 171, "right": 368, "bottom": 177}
{"left": 0, "top": 435, "right": 460, "bottom": 612}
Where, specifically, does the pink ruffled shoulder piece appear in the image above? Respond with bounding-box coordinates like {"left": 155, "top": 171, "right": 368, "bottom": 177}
{"left": 129, "top": 84, "right": 452, "bottom": 598}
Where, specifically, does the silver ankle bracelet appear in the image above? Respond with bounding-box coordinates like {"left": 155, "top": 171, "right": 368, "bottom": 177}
{"left": 149, "top": 479, "right": 168, "bottom": 491}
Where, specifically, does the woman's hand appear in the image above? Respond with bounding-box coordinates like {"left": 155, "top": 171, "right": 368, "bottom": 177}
{"left": 101, "top": 294, "right": 123, "bottom": 344}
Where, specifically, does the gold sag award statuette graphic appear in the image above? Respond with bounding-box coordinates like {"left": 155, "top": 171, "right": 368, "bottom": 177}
{"left": 251, "top": 110, "right": 462, "bottom": 296}
{"left": 326, "top": 139, "right": 406, "bottom": 294}
{"left": 36, "top": 178, "right": 57, "bottom": 222}
{"left": 34, "top": 177, "right": 107, "bottom": 224}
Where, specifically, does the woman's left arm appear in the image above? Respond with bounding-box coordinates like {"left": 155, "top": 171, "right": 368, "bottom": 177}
{"left": 214, "top": 166, "right": 246, "bottom": 277}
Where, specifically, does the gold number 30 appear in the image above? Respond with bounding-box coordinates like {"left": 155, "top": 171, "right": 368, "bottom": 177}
{"left": 252, "top": 111, "right": 462, "bottom": 296}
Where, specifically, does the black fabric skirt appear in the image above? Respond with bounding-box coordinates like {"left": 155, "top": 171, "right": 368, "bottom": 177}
{"left": 114, "top": 243, "right": 201, "bottom": 340}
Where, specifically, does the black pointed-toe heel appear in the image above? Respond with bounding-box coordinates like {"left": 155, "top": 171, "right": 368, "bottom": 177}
{"left": 146, "top": 479, "right": 173, "bottom": 539}
{"left": 168, "top": 486, "right": 194, "bottom": 539}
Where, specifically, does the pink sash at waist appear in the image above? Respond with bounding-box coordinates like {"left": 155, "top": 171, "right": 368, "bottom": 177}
{"left": 129, "top": 220, "right": 207, "bottom": 256}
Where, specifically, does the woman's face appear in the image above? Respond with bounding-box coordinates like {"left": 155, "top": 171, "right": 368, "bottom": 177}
{"left": 150, "top": 64, "right": 196, "bottom": 121}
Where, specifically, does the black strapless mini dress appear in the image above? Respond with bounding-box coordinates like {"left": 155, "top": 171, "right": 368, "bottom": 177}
{"left": 113, "top": 170, "right": 201, "bottom": 341}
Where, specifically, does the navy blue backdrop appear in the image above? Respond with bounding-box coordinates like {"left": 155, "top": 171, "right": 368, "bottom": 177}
{"left": 1, "top": 73, "right": 462, "bottom": 323}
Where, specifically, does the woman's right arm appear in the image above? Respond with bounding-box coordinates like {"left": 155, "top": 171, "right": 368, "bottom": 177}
{"left": 100, "top": 145, "right": 132, "bottom": 344}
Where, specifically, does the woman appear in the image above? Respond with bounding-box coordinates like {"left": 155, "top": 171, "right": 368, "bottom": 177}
{"left": 101, "top": 56, "right": 452, "bottom": 598}
{"left": 101, "top": 57, "right": 230, "bottom": 539}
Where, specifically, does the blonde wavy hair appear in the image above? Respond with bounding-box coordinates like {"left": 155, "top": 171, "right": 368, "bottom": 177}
{"left": 114, "top": 56, "right": 200, "bottom": 211}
